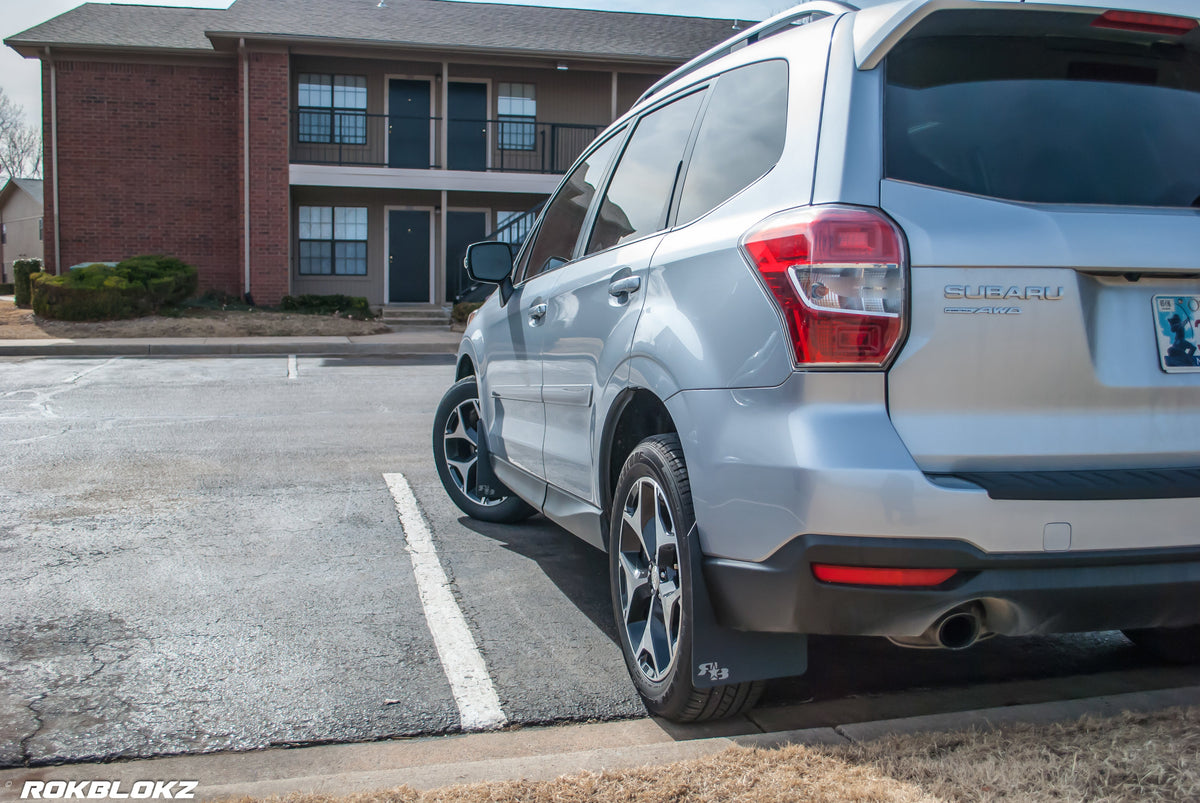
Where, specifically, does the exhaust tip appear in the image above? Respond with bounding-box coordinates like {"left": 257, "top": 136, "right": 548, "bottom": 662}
{"left": 937, "top": 611, "right": 981, "bottom": 650}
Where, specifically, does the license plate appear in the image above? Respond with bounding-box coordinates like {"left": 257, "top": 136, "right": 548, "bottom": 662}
{"left": 1153, "top": 295, "right": 1200, "bottom": 373}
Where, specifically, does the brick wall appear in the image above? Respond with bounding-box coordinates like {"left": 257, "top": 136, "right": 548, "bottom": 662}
{"left": 48, "top": 59, "right": 242, "bottom": 294}
{"left": 240, "top": 51, "right": 290, "bottom": 306}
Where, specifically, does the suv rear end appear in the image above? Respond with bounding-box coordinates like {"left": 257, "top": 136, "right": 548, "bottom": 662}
{"left": 670, "top": 0, "right": 1200, "bottom": 652}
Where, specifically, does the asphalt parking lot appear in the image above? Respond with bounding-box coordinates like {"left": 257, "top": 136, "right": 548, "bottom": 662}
{"left": 3, "top": 356, "right": 1199, "bottom": 768}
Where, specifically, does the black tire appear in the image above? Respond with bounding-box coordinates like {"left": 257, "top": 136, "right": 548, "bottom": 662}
{"left": 609, "top": 433, "right": 763, "bottom": 722}
{"left": 1123, "top": 626, "right": 1200, "bottom": 664}
{"left": 432, "top": 377, "right": 536, "bottom": 524}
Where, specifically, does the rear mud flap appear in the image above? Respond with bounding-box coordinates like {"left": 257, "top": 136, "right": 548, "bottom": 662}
{"left": 682, "top": 523, "right": 809, "bottom": 688}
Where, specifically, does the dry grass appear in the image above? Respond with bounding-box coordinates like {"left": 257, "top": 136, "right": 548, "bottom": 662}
{"left": 229, "top": 707, "right": 1200, "bottom": 803}
{"left": 0, "top": 301, "right": 390, "bottom": 339}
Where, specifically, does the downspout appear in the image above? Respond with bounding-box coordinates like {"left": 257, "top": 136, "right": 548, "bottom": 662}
{"left": 240, "top": 38, "right": 251, "bottom": 302}
{"left": 46, "top": 47, "right": 61, "bottom": 275}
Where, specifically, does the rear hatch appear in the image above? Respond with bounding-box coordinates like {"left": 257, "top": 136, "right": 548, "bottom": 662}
{"left": 879, "top": 5, "right": 1200, "bottom": 474}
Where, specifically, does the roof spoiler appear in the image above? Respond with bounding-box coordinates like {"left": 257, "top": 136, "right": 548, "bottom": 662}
{"left": 636, "top": 1, "right": 858, "bottom": 105}
{"left": 853, "top": 0, "right": 1200, "bottom": 70}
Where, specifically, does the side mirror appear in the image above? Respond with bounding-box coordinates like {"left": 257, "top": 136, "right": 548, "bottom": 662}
{"left": 464, "top": 241, "right": 515, "bottom": 305}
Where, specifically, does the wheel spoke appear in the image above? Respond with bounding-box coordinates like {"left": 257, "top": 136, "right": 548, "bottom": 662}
{"left": 619, "top": 551, "right": 650, "bottom": 624}
{"left": 659, "top": 581, "right": 682, "bottom": 658}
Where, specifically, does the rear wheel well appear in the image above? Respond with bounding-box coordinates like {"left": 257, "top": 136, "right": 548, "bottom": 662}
{"left": 603, "top": 389, "right": 678, "bottom": 520}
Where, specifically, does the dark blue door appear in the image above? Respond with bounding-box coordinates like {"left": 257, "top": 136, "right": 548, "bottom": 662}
{"left": 389, "top": 79, "right": 430, "bottom": 169}
{"left": 448, "top": 82, "right": 487, "bottom": 171}
{"left": 389, "top": 210, "right": 430, "bottom": 303}
{"left": 446, "top": 211, "right": 488, "bottom": 301}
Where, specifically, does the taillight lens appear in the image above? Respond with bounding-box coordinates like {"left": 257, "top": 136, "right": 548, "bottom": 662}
{"left": 1093, "top": 10, "right": 1197, "bottom": 36}
{"left": 740, "top": 206, "right": 908, "bottom": 368}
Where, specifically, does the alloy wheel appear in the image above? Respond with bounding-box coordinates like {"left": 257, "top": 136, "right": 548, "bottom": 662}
{"left": 616, "top": 475, "right": 683, "bottom": 683}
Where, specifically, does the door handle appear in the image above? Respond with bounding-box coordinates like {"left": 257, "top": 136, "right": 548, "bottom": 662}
{"left": 608, "top": 275, "right": 641, "bottom": 297}
{"left": 529, "top": 303, "right": 548, "bottom": 321}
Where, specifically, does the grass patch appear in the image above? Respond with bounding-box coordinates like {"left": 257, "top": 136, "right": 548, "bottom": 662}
{"left": 226, "top": 706, "right": 1200, "bottom": 803}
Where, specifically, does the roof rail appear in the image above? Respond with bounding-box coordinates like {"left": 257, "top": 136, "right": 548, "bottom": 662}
{"left": 636, "top": 1, "right": 858, "bottom": 106}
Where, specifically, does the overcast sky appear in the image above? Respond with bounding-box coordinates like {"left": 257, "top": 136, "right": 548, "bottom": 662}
{"left": 0, "top": 0, "right": 785, "bottom": 125}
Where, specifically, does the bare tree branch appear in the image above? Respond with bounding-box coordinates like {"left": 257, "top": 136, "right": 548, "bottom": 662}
{"left": 0, "top": 88, "right": 42, "bottom": 181}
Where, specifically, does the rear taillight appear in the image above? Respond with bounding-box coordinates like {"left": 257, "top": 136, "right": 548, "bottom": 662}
{"left": 740, "top": 206, "right": 908, "bottom": 368}
{"left": 1093, "top": 10, "right": 1198, "bottom": 36}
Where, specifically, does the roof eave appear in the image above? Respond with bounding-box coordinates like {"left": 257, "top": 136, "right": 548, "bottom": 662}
{"left": 203, "top": 30, "right": 688, "bottom": 67}
{"left": 4, "top": 38, "right": 219, "bottom": 59}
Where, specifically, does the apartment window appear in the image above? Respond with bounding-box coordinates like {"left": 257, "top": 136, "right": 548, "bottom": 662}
{"left": 498, "top": 83, "right": 536, "bottom": 150}
{"left": 298, "top": 74, "right": 368, "bottom": 145}
{"left": 298, "top": 206, "right": 368, "bottom": 275}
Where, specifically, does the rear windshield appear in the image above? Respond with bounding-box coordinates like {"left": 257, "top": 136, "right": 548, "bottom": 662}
{"left": 884, "top": 10, "right": 1200, "bottom": 207}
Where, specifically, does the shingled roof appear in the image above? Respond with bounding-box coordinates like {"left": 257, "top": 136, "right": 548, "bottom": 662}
{"left": 7, "top": 0, "right": 746, "bottom": 63}
{"left": 6, "top": 4, "right": 229, "bottom": 54}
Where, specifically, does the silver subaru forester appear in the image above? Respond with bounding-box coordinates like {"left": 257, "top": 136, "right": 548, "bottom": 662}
{"left": 434, "top": 0, "right": 1200, "bottom": 721}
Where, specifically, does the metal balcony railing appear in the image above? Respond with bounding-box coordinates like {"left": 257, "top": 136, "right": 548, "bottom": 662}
{"left": 289, "top": 111, "right": 602, "bottom": 174}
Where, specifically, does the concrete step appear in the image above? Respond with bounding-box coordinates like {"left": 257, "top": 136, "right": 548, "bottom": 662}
{"left": 386, "top": 318, "right": 451, "bottom": 328}
{"left": 380, "top": 306, "right": 451, "bottom": 327}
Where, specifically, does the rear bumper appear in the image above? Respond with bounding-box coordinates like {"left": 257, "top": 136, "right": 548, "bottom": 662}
{"left": 704, "top": 534, "right": 1200, "bottom": 638}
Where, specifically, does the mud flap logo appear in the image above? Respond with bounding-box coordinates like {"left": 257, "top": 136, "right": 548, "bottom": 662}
{"left": 697, "top": 662, "right": 729, "bottom": 681}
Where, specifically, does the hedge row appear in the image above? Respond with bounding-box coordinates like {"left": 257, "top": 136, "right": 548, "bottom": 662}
{"left": 280, "top": 294, "right": 375, "bottom": 320}
{"left": 31, "top": 256, "right": 198, "bottom": 321}
{"left": 13, "top": 258, "right": 43, "bottom": 307}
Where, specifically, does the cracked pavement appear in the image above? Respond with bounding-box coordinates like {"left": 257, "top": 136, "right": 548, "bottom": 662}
{"left": 3, "top": 355, "right": 1199, "bottom": 770}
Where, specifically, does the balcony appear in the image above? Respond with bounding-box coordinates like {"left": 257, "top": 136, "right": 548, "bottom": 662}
{"left": 289, "top": 111, "right": 602, "bottom": 175}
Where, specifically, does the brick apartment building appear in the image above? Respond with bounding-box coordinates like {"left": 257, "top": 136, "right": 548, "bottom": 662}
{"left": 4, "top": 0, "right": 739, "bottom": 308}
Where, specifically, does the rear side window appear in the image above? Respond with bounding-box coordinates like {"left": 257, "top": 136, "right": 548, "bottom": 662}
{"left": 676, "top": 60, "right": 789, "bottom": 223}
{"left": 586, "top": 90, "right": 705, "bottom": 254}
{"left": 885, "top": 10, "right": 1200, "bottom": 207}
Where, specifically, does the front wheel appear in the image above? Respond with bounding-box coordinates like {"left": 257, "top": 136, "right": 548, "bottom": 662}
{"left": 609, "top": 433, "right": 763, "bottom": 722}
{"left": 432, "top": 377, "right": 535, "bottom": 524}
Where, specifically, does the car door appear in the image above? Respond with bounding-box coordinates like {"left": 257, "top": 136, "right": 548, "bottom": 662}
{"left": 540, "top": 88, "right": 708, "bottom": 505}
{"left": 480, "top": 131, "right": 626, "bottom": 485}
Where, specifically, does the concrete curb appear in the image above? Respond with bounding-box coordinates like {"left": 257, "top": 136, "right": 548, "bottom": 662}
{"left": 3, "top": 685, "right": 1198, "bottom": 801}
{"left": 0, "top": 335, "right": 462, "bottom": 358}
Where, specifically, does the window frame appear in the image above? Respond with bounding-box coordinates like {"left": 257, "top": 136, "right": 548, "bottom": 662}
{"left": 497, "top": 82, "right": 537, "bottom": 152}
{"left": 297, "top": 205, "right": 369, "bottom": 277}
{"left": 297, "top": 74, "right": 369, "bottom": 146}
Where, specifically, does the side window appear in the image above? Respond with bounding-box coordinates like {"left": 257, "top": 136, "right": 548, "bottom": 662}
{"left": 521, "top": 130, "right": 624, "bottom": 281}
{"left": 586, "top": 90, "right": 704, "bottom": 255}
{"left": 676, "top": 60, "right": 788, "bottom": 224}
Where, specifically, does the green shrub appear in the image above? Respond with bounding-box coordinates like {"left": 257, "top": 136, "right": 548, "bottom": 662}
{"left": 452, "top": 301, "right": 484, "bottom": 324}
{"left": 0, "top": 283, "right": 14, "bottom": 295}
{"left": 13, "top": 258, "right": 43, "bottom": 308}
{"left": 31, "top": 255, "right": 198, "bottom": 321}
{"left": 279, "top": 294, "right": 375, "bottom": 320}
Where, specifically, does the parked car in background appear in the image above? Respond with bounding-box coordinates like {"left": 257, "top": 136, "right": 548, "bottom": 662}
{"left": 433, "top": 0, "right": 1200, "bottom": 721}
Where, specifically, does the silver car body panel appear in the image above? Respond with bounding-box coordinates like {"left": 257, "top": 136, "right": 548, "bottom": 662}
{"left": 672, "top": 373, "right": 1200, "bottom": 564}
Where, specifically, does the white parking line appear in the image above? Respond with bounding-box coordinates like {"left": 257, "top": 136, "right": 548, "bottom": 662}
{"left": 383, "top": 472, "right": 507, "bottom": 731}
{"left": 287, "top": 355, "right": 299, "bottom": 380}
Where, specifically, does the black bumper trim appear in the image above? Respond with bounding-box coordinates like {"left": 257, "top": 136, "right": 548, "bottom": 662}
{"left": 703, "top": 535, "right": 1200, "bottom": 638}
{"left": 928, "top": 467, "right": 1200, "bottom": 500}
